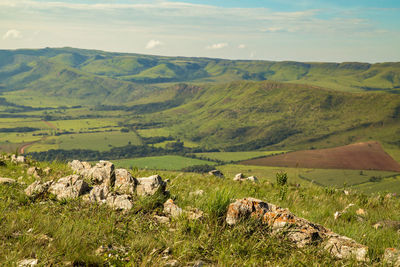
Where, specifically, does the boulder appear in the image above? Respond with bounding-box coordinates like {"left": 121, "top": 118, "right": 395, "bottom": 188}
{"left": 136, "top": 175, "right": 166, "bottom": 196}
{"left": 17, "top": 259, "right": 38, "bottom": 266}
{"left": 25, "top": 180, "right": 53, "bottom": 198}
{"left": 27, "top": 167, "right": 41, "bottom": 178}
{"left": 48, "top": 175, "right": 89, "bottom": 200}
{"left": 68, "top": 160, "right": 92, "bottom": 175}
{"left": 164, "top": 199, "right": 183, "bottom": 218}
{"left": 0, "top": 177, "right": 16, "bottom": 184}
{"left": 89, "top": 161, "right": 115, "bottom": 187}
{"left": 233, "top": 173, "right": 244, "bottom": 181}
{"left": 114, "top": 168, "right": 137, "bottom": 195}
{"left": 106, "top": 194, "right": 133, "bottom": 210}
{"left": 209, "top": 170, "right": 224, "bottom": 178}
{"left": 85, "top": 184, "right": 110, "bottom": 203}
{"left": 226, "top": 198, "right": 369, "bottom": 261}
{"left": 384, "top": 248, "right": 400, "bottom": 266}
{"left": 247, "top": 176, "right": 259, "bottom": 183}
{"left": 324, "top": 235, "right": 368, "bottom": 262}
{"left": 11, "top": 155, "right": 25, "bottom": 164}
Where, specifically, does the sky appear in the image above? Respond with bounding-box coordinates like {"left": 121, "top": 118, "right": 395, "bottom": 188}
{"left": 0, "top": 0, "right": 399, "bottom": 62}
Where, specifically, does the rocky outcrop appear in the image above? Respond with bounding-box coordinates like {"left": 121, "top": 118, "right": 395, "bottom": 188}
{"left": 137, "top": 175, "right": 166, "bottom": 196}
{"left": 209, "top": 170, "right": 224, "bottom": 178}
{"left": 233, "top": 173, "right": 258, "bottom": 182}
{"left": 85, "top": 184, "right": 110, "bottom": 203}
{"left": 226, "top": 198, "right": 368, "bottom": 261}
{"left": 0, "top": 177, "right": 16, "bottom": 184}
{"left": 11, "top": 154, "right": 25, "bottom": 164}
{"left": 27, "top": 167, "right": 41, "bottom": 178}
{"left": 384, "top": 248, "right": 400, "bottom": 266}
{"left": 164, "top": 199, "right": 183, "bottom": 218}
{"left": 48, "top": 175, "right": 90, "bottom": 200}
{"left": 106, "top": 194, "right": 133, "bottom": 210}
{"left": 115, "top": 168, "right": 137, "bottom": 195}
{"left": 25, "top": 180, "right": 53, "bottom": 198}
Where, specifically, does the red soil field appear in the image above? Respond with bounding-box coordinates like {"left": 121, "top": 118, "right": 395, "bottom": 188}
{"left": 241, "top": 141, "right": 400, "bottom": 172}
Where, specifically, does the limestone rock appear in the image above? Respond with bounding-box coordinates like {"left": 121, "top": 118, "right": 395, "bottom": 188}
{"left": 86, "top": 184, "right": 110, "bottom": 203}
{"left": 226, "top": 198, "right": 369, "bottom": 261}
{"left": 208, "top": 170, "right": 224, "bottom": 178}
{"left": 11, "top": 154, "right": 25, "bottom": 164}
{"left": 136, "top": 175, "right": 166, "bottom": 196}
{"left": 18, "top": 259, "right": 38, "bottom": 266}
{"left": 384, "top": 248, "right": 400, "bottom": 266}
{"left": 115, "top": 168, "right": 137, "bottom": 195}
{"left": 68, "top": 160, "right": 92, "bottom": 176}
{"left": 189, "top": 190, "right": 204, "bottom": 197}
{"left": 27, "top": 167, "right": 41, "bottom": 178}
{"left": 187, "top": 208, "right": 204, "bottom": 220}
{"left": 154, "top": 215, "right": 170, "bottom": 224}
{"left": 48, "top": 175, "right": 89, "bottom": 200}
{"left": 89, "top": 161, "right": 115, "bottom": 187}
{"left": 164, "top": 199, "right": 183, "bottom": 218}
{"left": 324, "top": 235, "right": 368, "bottom": 262}
{"left": 0, "top": 177, "right": 16, "bottom": 184}
{"left": 233, "top": 173, "right": 244, "bottom": 181}
{"left": 25, "top": 180, "right": 53, "bottom": 198}
{"left": 247, "top": 176, "right": 259, "bottom": 183}
{"left": 106, "top": 194, "right": 133, "bottom": 210}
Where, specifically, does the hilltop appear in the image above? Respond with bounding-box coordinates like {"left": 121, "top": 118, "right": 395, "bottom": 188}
{"left": 1, "top": 154, "right": 400, "bottom": 265}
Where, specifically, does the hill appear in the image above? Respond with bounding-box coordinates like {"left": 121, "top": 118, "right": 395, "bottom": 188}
{"left": 241, "top": 141, "right": 400, "bottom": 172}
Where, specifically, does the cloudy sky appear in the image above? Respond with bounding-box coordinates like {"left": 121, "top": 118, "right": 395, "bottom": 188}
{"left": 1, "top": 0, "right": 399, "bottom": 62}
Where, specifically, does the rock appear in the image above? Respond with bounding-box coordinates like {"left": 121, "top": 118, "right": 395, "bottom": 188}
{"left": 17, "top": 259, "right": 38, "bottom": 266}
{"left": 27, "top": 167, "right": 41, "bottom": 178}
{"left": 11, "top": 155, "right": 25, "bottom": 164}
{"left": 192, "top": 260, "right": 205, "bottom": 267}
{"left": 324, "top": 235, "right": 368, "bottom": 262}
{"left": 43, "top": 167, "right": 51, "bottom": 175}
{"left": 48, "top": 175, "right": 89, "bottom": 200}
{"left": 226, "top": 198, "right": 369, "bottom": 261}
{"left": 68, "top": 160, "right": 92, "bottom": 175}
{"left": 86, "top": 184, "right": 110, "bottom": 203}
{"left": 343, "top": 190, "right": 350, "bottom": 195}
{"left": 154, "top": 215, "right": 170, "bottom": 224}
{"left": 89, "top": 161, "right": 115, "bottom": 187}
{"left": 136, "top": 175, "right": 166, "bottom": 196}
{"left": 106, "top": 194, "right": 133, "bottom": 210}
{"left": 114, "top": 168, "right": 137, "bottom": 195}
{"left": 247, "top": 176, "right": 259, "bottom": 183}
{"left": 233, "top": 173, "right": 244, "bottom": 181}
{"left": 208, "top": 170, "right": 224, "bottom": 178}
{"left": 373, "top": 220, "right": 400, "bottom": 230}
{"left": 0, "top": 177, "right": 16, "bottom": 184}
{"left": 189, "top": 190, "right": 204, "bottom": 197}
{"left": 384, "top": 248, "right": 400, "bottom": 266}
{"left": 25, "top": 180, "right": 53, "bottom": 198}
{"left": 187, "top": 208, "right": 204, "bottom": 220}
{"left": 164, "top": 260, "right": 179, "bottom": 267}
{"left": 164, "top": 199, "right": 183, "bottom": 218}
{"left": 356, "top": 208, "right": 366, "bottom": 216}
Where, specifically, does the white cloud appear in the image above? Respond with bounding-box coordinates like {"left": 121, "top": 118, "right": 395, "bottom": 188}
{"left": 2, "top": 29, "right": 22, "bottom": 40}
{"left": 145, "top": 39, "right": 162, "bottom": 49}
{"left": 206, "top": 43, "right": 228, "bottom": 50}
{"left": 238, "top": 44, "right": 246, "bottom": 49}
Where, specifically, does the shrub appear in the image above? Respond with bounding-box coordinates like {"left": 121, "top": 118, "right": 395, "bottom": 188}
{"left": 276, "top": 172, "right": 288, "bottom": 186}
{"left": 181, "top": 164, "right": 215, "bottom": 173}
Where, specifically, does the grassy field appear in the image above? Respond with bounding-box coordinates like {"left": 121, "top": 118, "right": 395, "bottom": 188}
{"left": 353, "top": 176, "right": 400, "bottom": 194}
{"left": 57, "top": 131, "right": 142, "bottom": 151}
{"left": 2, "top": 156, "right": 400, "bottom": 265}
{"left": 299, "top": 169, "right": 399, "bottom": 188}
{"left": 113, "top": 155, "right": 214, "bottom": 170}
{"left": 194, "top": 151, "right": 287, "bottom": 162}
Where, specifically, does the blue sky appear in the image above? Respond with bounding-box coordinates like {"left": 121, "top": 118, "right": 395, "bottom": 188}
{"left": 1, "top": 0, "right": 399, "bottom": 62}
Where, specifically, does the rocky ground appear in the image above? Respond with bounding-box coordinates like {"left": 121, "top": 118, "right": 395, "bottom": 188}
{"left": 1, "top": 155, "right": 400, "bottom": 266}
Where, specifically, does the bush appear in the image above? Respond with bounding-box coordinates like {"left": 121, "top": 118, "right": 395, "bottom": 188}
{"left": 181, "top": 164, "right": 215, "bottom": 173}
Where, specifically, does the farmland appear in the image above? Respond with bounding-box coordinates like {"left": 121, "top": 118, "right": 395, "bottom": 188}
{"left": 193, "top": 151, "right": 287, "bottom": 162}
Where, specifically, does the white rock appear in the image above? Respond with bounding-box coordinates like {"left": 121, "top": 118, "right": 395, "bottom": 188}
{"left": 18, "top": 259, "right": 38, "bottom": 266}
{"left": 0, "top": 177, "right": 16, "bottom": 184}
{"left": 114, "top": 168, "right": 137, "bottom": 195}
{"left": 136, "top": 175, "right": 166, "bottom": 196}
{"left": 48, "top": 175, "right": 89, "bottom": 200}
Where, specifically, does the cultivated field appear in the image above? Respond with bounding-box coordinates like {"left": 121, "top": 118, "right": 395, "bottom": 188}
{"left": 193, "top": 151, "right": 287, "bottom": 162}
{"left": 241, "top": 142, "right": 400, "bottom": 172}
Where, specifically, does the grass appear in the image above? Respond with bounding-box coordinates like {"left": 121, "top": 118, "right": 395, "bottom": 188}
{"left": 299, "top": 169, "right": 400, "bottom": 188}
{"left": 113, "top": 155, "right": 214, "bottom": 170}
{"left": 58, "top": 131, "right": 142, "bottom": 151}
{"left": 353, "top": 176, "right": 400, "bottom": 194}
{"left": 2, "top": 157, "right": 400, "bottom": 265}
{"left": 194, "top": 151, "right": 287, "bottom": 162}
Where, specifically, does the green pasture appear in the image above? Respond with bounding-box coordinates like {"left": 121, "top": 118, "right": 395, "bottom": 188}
{"left": 51, "top": 118, "right": 119, "bottom": 132}
{"left": 58, "top": 131, "right": 142, "bottom": 151}
{"left": 195, "top": 151, "right": 287, "bottom": 162}
{"left": 353, "top": 176, "right": 400, "bottom": 194}
{"left": 137, "top": 128, "right": 172, "bottom": 137}
{"left": 113, "top": 155, "right": 213, "bottom": 170}
{"left": 299, "top": 169, "right": 399, "bottom": 188}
